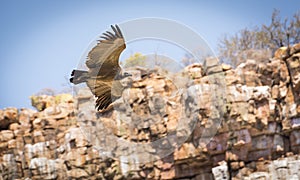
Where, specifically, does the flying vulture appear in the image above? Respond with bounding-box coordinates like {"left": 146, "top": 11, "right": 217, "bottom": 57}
{"left": 70, "top": 25, "right": 131, "bottom": 111}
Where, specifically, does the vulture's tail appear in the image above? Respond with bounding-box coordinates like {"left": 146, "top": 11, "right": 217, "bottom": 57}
{"left": 70, "top": 69, "right": 89, "bottom": 84}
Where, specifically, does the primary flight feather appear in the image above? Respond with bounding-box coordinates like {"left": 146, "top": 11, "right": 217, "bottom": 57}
{"left": 70, "top": 25, "right": 130, "bottom": 111}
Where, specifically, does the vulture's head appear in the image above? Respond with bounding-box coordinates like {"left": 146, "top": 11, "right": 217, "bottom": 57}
{"left": 115, "top": 70, "right": 132, "bottom": 80}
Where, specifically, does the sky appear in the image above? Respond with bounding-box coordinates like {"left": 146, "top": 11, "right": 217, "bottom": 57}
{"left": 0, "top": 0, "right": 299, "bottom": 109}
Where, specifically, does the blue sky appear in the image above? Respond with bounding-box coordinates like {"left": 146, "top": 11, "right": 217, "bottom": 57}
{"left": 0, "top": 1, "right": 299, "bottom": 109}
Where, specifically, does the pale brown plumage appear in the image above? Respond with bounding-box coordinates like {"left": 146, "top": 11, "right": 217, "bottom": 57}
{"left": 70, "top": 25, "right": 128, "bottom": 111}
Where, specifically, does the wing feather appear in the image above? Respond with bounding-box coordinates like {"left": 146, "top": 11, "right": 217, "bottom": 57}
{"left": 106, "top": 31, "right": 115, "bottom": 38}
{"left": 87, "top": 79, "right": 113, "bottom": 110}
{"left": 115, "top": 25, "right": 124, "bottom": 38}
{"left": 84, "top": 25, "right": 126, "bottom": 111}
{"left": 102, "top": 33, "right": 115, "bottom": 40}
{"left": 86, "top": 25, "right": 126, "bottom": 74}
{"left": 100, "top": 36, "right": 111, "bottom": 40}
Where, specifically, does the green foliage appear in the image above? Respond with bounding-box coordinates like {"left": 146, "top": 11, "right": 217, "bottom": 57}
{"left": 218, "top": 9, "right": 300, "bottom": 67}
{"left": 123, "top": 52, "right": 146, "bottom": 68}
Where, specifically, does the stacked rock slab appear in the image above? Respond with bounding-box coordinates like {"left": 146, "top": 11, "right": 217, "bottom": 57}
{"left": 0, "top": 43, "right": 300, "bottom": 179}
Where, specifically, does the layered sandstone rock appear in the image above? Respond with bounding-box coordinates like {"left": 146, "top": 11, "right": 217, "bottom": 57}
{"left": 0, "top": 44, "right": 300, "bottom": 179}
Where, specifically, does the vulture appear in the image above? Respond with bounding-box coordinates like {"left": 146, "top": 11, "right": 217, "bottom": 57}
{"left": 70, "top": 25, "right": 131, "bottom": 111}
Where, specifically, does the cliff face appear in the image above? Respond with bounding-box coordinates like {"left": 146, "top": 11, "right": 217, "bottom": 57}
{"left": 0, "top": 43, "right": 300, "bottom": 180}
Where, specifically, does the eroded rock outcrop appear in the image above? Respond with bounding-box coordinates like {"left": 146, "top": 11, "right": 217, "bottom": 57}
{"left": 0, "top": 43, "right": 300, "bottom": 179}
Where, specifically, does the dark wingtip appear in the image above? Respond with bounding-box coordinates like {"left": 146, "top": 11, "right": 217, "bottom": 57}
{"left": 110, "top": 25, "right": 115, "bottom": 31}
{"left": 115, "top": 24, "right": 123, "bottom": 38}
{"left": 69, "top": 77, "right": 73, "bottom": 83}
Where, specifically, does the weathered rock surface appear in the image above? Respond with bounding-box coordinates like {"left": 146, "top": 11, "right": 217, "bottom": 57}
{"left": 0, "top": 44, "right": 300, "bottom": 179}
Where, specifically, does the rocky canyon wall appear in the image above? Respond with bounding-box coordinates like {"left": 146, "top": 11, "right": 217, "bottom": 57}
{"left": 0, "top": 43, "right": 300, "bottom": 179}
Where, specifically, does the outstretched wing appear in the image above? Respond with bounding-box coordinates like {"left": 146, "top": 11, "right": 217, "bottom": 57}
{"left": 87, "top": 78, "right": 124, "bottom": 110}
{"left": 86, "top": 24, "right": 126, "bottom": 78}
{"left": 85, "top": 25, "right": 126, "bottom": 110}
